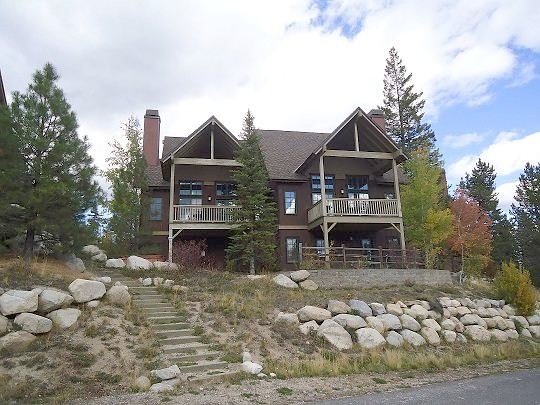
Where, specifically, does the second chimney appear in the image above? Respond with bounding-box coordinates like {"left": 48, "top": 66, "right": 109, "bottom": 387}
{"left": 143, "top": 109, "right": 160, "bottom": 166}
{"left": 368, "top": 109, "right": 386, "bottom": 133}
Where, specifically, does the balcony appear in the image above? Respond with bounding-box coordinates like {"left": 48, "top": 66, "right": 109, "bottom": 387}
{"left": 307, "top": 198, "right": 400, "bottom": 227}
{"left": 172, "top": 205, "right": 241, "bottom": 224}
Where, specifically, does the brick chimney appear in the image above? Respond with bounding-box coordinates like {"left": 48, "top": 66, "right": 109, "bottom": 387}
{"left": 368, "top": 108, "right": 385, "bottom": 133}
{"left": 143, "top": 109, "right": 160, "bottom": 166}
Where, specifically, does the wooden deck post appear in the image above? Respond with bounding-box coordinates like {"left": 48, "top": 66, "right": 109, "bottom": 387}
{"left": 378, "top": 246, "right": 383, "bottom": 269}
{"left": 168, "top": 162, "right": 176, "bottom": 263}
{"left": 354, "top": 120, "right": 360, "bottom": 152}
{"left": 319, "top": 154, "right": 330, "bottom": 268}
{"left": 210, "top": 122, "right": 215, "bottom": 160}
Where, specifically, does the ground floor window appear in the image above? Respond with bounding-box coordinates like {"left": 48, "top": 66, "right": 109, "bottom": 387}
{"left": 286, "top": 237, "right": 300, "bottom": 263}
{"left": 150, "top": 197, "right": 162, "bottom": 220}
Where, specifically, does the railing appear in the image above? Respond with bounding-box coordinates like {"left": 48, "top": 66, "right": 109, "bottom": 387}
{"left": 308, "top": 198, "right": 399, "bottom": 223}
{"left": 172, "top": 205, "right": 241, "bottom": 223}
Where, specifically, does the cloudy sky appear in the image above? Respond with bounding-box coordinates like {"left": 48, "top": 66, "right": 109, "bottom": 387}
{"left": 1, "top": 0, "right": 539, "bottom": 212}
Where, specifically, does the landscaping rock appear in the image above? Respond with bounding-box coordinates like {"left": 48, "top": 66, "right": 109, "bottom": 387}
{"left": 14, "top": 313, "right": 52, "bottom": 334}
{"left": 490, "top": 329, "right": 508, "bottom": 342}
{"left": 299, "top": 280, "right": 318, "bottom": 290}
{"left": 105, "top": 285, "right": 131, "bottom": 306}
{"left": 460, "top": 314, "right": 487, "bottom": 329}
{"left": 409, "top": 304, "right": 429, "bottom": 321}
{"left": 439, "top": 297, "right": 452, "bottom": 307}
{"left": 450, "top": 317, "right": 465, "bottom": 333}
{"left": 93, "top": 276, "right": 112, "bottom": 284}
{"left": 299, "top": 320, "right": 319, "bottom": 335}
{"left": 520, "top": 329, "right": 532, "bottom": 338}
{"left": 242, "top": 351, "right": 252, "bottom": 362}
{"left": 510, "top": 316, "right": 529, "bottom": 329}
{"left": 464, "top": 325, "right": 491, "bottom": 342}
{"left": 327, "top": 300, "right": 351, "bottom": 315}
{"left": 421, "top": 318, "right": 441, "bottom": 331}
{"left": 496, "top": 308, "right": 508, "bottom": 318}
{"left": 0, "top": 315, "right": 8, "bottom": 334}
{"left": 275, "top": 312, "right": 299, "bottom": 325}
{"left": 530, "top": 325, "right": 540, "bottom": 338}
{"left": 400, "top": 329, "right": 426, "bottom": 346}
{"left": 133, "top": 376, "right": 151, "bottom": 391}
{"left": 456, "top": 333, "right": 467, "bottom": 343}
{"left": 526, "top": 315, "right": 540, "bottom": 326}
{"left": 272, "top": 274, "right": 298, "bottom": 289}
{"left": 441, "top": 330, "right": 456, "bottom": 343}
{"left": 377, "top": 313, "right": 402, "bottom": 331}
{"left": 91, "top": 252, "right": 107, "bottom": 262}
{"left": 142, "top": 278, "right": 152, "bottom": 286}
{"left": 333, "top": 314, "right": 367, "bottom": 329}
{"left": 68, "top": 279, "right": 106, "bottom": 303}
{"left": 427, "top": 310, "right": 441, "bottom": 320}
{"left": 355, "top": 327, "right": 385, "bottom": 349}
{"left": 105, "top": 259, "right": 125, "bottom": 268}
{"left": 506, "top": 329, "right": 519, "bottom": 339}
{"left": 369, "top": 302, "right": 386, "bottom": 315}
{"left": 386, "top": 303, "right": 403, "bottom": 316}
{"left": 297, "top": 306, "right": 332, "bottom": 322}
{"left": 493, "top": 316, "right": 508, "bottom": 330}
{"left": 317, "top": 319, "right": 353, "bottom": 350}
{"left": 349, "top": 300, "right": 372, "bottom": 317}
{"left": 456, "top": 306, "right": 471, "bottom": 316}
{"left": 0, "top": 330, "right": 36, "bottom": 352}
{"left": 82, "top": 245, "right": 101, "bottom": 255}
{"left": 47, "top": 308, "right": 81, "bottom": 328}
{"left": 0, "top": 290, "right": 39, "bottom": 316}
{"left": 65, "top": 257, "right": 85, "bottom": 272}
{"left": 420, "top": 327, "right": 440, "bottom": 345}
{"left": 126, "top": 255, "right": 152, "bottom": 270}
{"left": 150, "top": 383, "right": 174, "bottom": 393}
{"left": 483, "top": 317, "right": 496, "bottom": 328}
{"left": 399, "top": 314, "right": 421, "bottom": 331}
{"left": 87, "top": 300, "right": 100, "bottom": 309}
{"left": 385, "top": 330, "right": 404, "bottom": 347}
{"left": 289, "top": 270, "right": 310, "bottom": 282}
{"left": 37, "top": 289, "right": 73, "bottom": 313}
{"left": 502, "top": 304, "right": 516, "bottom": 316}
{"left": 242, "top": 361, "right": 263, "bottom": 374}
{"left": 153, "top": 261, "right": 179, "bottom": 271}
{"left": 153, "top": 277, "right": 164, "bottom": 286}
{"left": 365, "top": 316, "right": 385, "bottom": 334}
{"left": 476, "top": 299, "right": 490, "bottom": 308}
{"left": 441, "top": 319, "right": 455, "bottom": 331}
{"left": 152, "top": 365, "right": 181, "bottom": 381}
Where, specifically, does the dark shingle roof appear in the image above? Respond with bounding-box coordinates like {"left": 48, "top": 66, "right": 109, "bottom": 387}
{"left": 162, "top": 136, "right": 186, "bottom": 160}
{"left": 145, "top": 165, "right": 169, "bottom": 187}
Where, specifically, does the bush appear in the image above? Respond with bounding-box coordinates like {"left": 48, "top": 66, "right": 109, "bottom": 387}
{"left": 172, "top": 239, "right": 216, "bottom": 271}
{"left": 493, "top": 262, "right": 537, "bottom": 315}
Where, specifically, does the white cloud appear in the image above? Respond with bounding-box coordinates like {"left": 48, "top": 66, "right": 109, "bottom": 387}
{"left": 507, "top": 61, "right": 537, "bottom": 88}
{"left": 496, "top": 181, "right": 519, "bottom": 213}
{"left": 442, "top": 132, "right": 483, "bottom": 148}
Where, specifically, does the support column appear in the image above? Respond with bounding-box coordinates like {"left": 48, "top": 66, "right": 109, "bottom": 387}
{"left": 168, "top": 229, "right": 173, "bottom": 263}
{"left": 354, "top": 121, "right": 359, "bottom": 152}
{"left": 392, "top": 158, "right": 402, "bottom": 217}
{"left": 210, "top": 122, "right": 215, "bottom": 159}
{"left": 319, "top": 154, "right": 330, "bottom": 266}
{"left": 168, "top": 162, "right": 176, "bottom": 263}
{"left": 399, "top": 220, "right": 406, "bottom": 267}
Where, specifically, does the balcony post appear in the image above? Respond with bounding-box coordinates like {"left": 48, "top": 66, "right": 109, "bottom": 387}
{"left": 168, "top": 162, "right": 176, "bottom": 263}
{"left": 319, "top": 154, "right": 330, "bottom": 266}
{"left": 392, "top": 158, "right": 402, "bottom": 217}
{"left": 168, "top": 229, "right": 173, "bottom": 263}
{"left": 354, "top": 120, "right": 359, "bottom": 152}
{"left": 210, "top": 122, "right": 215, "bottom": 159}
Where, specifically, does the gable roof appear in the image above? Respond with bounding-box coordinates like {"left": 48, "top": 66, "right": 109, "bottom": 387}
{"left": 162, "top": 136, "right": 186, "bottom": 159}
{"left": 0, "top": 69, "right": 7, "bottom": 106}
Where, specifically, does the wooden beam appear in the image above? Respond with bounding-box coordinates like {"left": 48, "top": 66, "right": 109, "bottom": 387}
{"left": 354, "top": 121, "right": 359, "bottom": 152}
{"left": 392, "top": 159, "right": 402, "bottom": 217}
{"left": 173, "top": 158, "right": 242, "bottom": 166}
{"left": 210, "top": 123, "right": 215, "bottom": 159}
{"left": 323, "top": 150, "right": 394, "bottom": 159}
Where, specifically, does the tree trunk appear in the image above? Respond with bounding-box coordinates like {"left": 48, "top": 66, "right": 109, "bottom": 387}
{"left": 23, "top": 228, "right": 35, "bottom": 264}
{"left": 249, "top": 255, "right": 255, "bottom": 275}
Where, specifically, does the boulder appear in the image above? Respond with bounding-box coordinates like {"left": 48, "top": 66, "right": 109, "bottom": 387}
{"left": 456, "top": 306, "right": 471, "bottom": 316}
{"left": 153, "top": 261, "right": 179, "bottom": 271}
{"left": 333, "top": 314, "right": 367, "bottom": 329}
{"left": 385, "top": 330, "right": 404, "bottom": 347}
{"left": 317, "top": 319, "right": 353, "bottom": 350}
{"left": 0, "top": 290, "right": 39, "bottom": 316}
{"left": 464, "top": 325, "right": 491, "bottom": 342}
{"left": 530, "top": 325, "right": 540, "bottom": 338}
{"left": 483, "top": 317, "right": 497, "bottom": 329}
{"left": 299, "top": 280, "right": 319, "bottom": 290}
{"left": 163, "top": 279, "right": 174, "bottom": 287}
{"left": 37, "top": 289, "right": 73, "bottom": 314}
{"left": 105, "top": 285, "right": 131, "bottom": 306}
{"left": 289, "top": 270, "right": 310, "bottom": 282}
{"left": 420, "top": 327, "right": 440, "bottom": 345}
{"left": 126, "top": 255, "right": 153, "bottom": 270}
{"left": 365, "top": 316, "right": 385, "bottom": 334}
{"left": 493, "top": 316, "right": 508, "bottom": 330}
{"left": 105, "top": 259, "right": 125, "bottom": 268}
{"left": 242, "top": 351, "right": 252, "bottom": 362}
{"left": 439, "top": 297, "right": 452, "bottom": 307}
{"left": 142, "top": 278, "right": 152, "bottom": 286}
{"left": 242, "top": 361, "right": 263, "bottom": 374}
{"left": 93, "top": 276, "right": 112, "bottom": 284}
{"left": 506, "top": 329, "right": 519, "bottom": 339}
{"left": 490, "top": 329, "right": 508, "bottom": 342}
{"left": 460, "top": 314, "right": 486, "bottom": 328}
{"left": 65, "top": 257, "right": 85, "bottom": 272}
{"left": 299, "top": 320, "right": 319, "bottom": 335}
{"left": 447, "top": 307, "right": 459, "bottom": 317}
{"left": 496, "top": 308, "right": 508, "bottom": 318}
{"left": 0, "top": 315, "right": 8, "bottom": 334}
{"left": 47, "top": 308, "right": 81, "bottom": 328}
{"left": 502, "top": 304, "right": 516, "bottom": 316}
{"left": 441, "top": 319, "right": 455, "bottom": 331}
{"left": 441, "top": 330, "right": 456, "bottom": 343}
{"left": 91, "top": 252, "right": 107, "bottom": 262}
{"left": 450, "top": 317, "right": 465, "bottom": 333}
{"left": 327, "top": 300, "right": 351, "bottom": 315}
{"left": 0, "top": 330, "right": 36, "bottom": 352}
{"left": 520, "top": 328, "right": 532, "bottom": 338}
{"left": 68, "top": 279, "right": 106, "bottom": 303}
{"left": 510, "top": 316, "right": 529, "bottom": 329}
{"left": 153, "top": 277, "right": 164, "bottom": 286}
{"left": 133, "top": 376, "right": 151, "bottom": 391}
{"left": 87, "top": 300, "right": 100, "bottom": 309}
{"left": 421, "top": 318, "right": 441, "bottom": 332}
{"left": 369, "top": 302, "right": 386, "bottom": 316}
{"left": 151, "top": 364, "right": 181, "bottom": 381}
{"left": 349, "top": 300, "right": 372, "bottom": 317}
{"left": 14, "top": 313, "right": 52, "bottom": 334}
{"left": 526, "top": 315, "right": 540, "bottom": 326}
{"left": 399, "top": 314, "right": 421, "bottom": 331}
{"left": 82, "top": 245, "right": 101, "bottom": 255}
{"left": 409, "top": 304, "right": 429, "bottom": 321}
{"left": 272, "top": 274, "right": 298, "bottom": 289}
{"left": 400, "top": 329, "right": 426, "bottom": 346}
{"left": 487, "top": 308, "right": 500, "bottom": 317}
{"left": 386, "top": 303, "right": 403, "bottom": 316}
{"left": 377, "top": 313, "right": 402, "bottom": 331}
{"left": 355, "top": 327, "right": 385, "bottom": 349}
{"left": 427, "top": 310, "right": 441, "bottom": 321}
{"left": 449, "top": 299, "right": 461, "bottom": 308}
{"left": 456, "top": 333, "right": 467, "bottom": 343}
{"left": 275, "top": 312, "right": 299, "bottom": 325}
{"left": 150, "top": 383, "right": 174, "bottom": 393}
{"left": 475, "top": 299, "right": 490, "bottom": 308}
{"left": 297, "top": 306, "right": 332, "bottom": 323}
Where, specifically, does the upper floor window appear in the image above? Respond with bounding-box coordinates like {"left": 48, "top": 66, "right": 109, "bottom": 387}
{"left": 216, "top": 182, "right": 236, "bottom": 206}
{"left": 179, "top": 181, "right": 202, "bottom": 205}
{"left": 150, "top": 197, "right": 162, "bottom": 220}
{"left": 284, "top": 191, "right": 297, "bottom": 214}
{"left": 311, "top": 174, "right": 334, "bottom": 205}
{"left": 347, "top": 175, "right": 369, "bottom": 199}
{"left": 384, "top": 192, "right": 395, "bottom": 199}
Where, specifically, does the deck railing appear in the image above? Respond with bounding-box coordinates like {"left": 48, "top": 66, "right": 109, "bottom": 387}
{"left": 172, "top": 205, "right": 241, "bottom": 223}
{"left": 308, "top": 198, "right": 399, "bottom": 223}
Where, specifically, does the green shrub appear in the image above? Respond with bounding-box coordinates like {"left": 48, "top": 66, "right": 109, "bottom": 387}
{"left": 494, "top": 262, "right": 537, "bottom": 315}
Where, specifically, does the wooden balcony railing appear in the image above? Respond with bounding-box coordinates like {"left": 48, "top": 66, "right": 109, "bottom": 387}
{"left": 172, "top": 205, "right": 241, "bottom": 223}
{"left": 308, "top": 198, "right": 400, "bottom": 223}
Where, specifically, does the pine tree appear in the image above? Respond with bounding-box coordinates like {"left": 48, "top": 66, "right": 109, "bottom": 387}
{"left": 1, "top": 63, "right": 101, "bottom": 260}
{"left": 511, "top": 162, "right": 540, "bottom": 285}
{"left": 380, "top": 47, "right": 441, "bottom": 163}
{"left": 104, "top": 116, "right": 149, "bottom": 254}
{"left": 226, "top": 111, "right": 278, "bottom": 274}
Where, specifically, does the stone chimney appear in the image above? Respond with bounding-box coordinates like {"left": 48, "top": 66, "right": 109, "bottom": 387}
{"left": 143, "top": 109, "right": 160, "bottom": 166}
{"left": 368, "top": 109, "right": 385, "bottom": 133}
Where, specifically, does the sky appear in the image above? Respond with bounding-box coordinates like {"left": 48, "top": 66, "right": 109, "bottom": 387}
{"left": 1, "top": 0, "right": 539, "bottom": 213}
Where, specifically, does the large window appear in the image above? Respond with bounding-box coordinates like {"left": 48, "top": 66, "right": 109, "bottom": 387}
{"left": 286, "top": 237, "right": 300, "bottom": 263}
{"left": 216, "top": 182, "right": 236, "bottom": 206}
{"left": 347, "top": 175, "right": 369, "bottom": 199}
{"left": 150, "top": 197, "right": 162, "bottom": 220}
{"left": 284, "top": 191, "right": 297, "bottom": 214}
{"left": 178, "top": 181, "right": 202, "bottom": 205}
{"left": 311, "top": 174, "right": 334, "bottom": 205}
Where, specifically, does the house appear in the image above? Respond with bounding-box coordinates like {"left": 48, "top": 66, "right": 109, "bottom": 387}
{"left": 0, "top": 68, "right": 7, "bottom": 106}
{"left": 144, "top": 107, "right": 408, "bottom": 270}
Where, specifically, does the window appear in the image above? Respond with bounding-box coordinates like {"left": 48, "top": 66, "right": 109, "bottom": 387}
{"left": 150, "top": 197, "right": 162, "bottom": 220}
{"left": 216, "top": 182, "right": 236, "bottom": 206}
{"left": 315, "top": 238, "right": 325, "bottom": 257}
{"left": 311, "top": 174, "right": 334, "bottom": 205}
{"left": 384, "top": 192, "right": 395, "bottom": 199}
{"left": 284, "top": 191, "right": 297, "bottom": 214}
{"left": 347, "top": 176, "right": 369, "bottom": 199}
{"left": 286, "top": 237, "right": 300, "bottom": 263}
{"left": 179, "top": 181, "right": 202, "bottom": 205}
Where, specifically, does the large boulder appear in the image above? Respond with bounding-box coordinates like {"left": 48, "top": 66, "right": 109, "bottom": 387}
{"left": 47, "top": 308, "right": 81, "bottom": 329}
{"left": 386, "top": 303, "right": 403, "bottom": 316}
{"left": 242, "top": 361, "right": 263, "bottom": 375}
{"left": 356, "top": 327, "right": 385, "bottom": 349}
{"left": 297, "top": 306, "right": 332, "bottom": 323}
{"left": 105, "top": 258, "right": 125, "bottom": 269}
{"left": 272, "top": 274, "right": 298, "bottom": 289}
{"left": 14, "top": 313, "right": 52, "bottom": 334}
{"left": 153, "top": 261, "right": 179, "bottom": 271}
{"left": 506, "top": 329, "right": 519, "bottom": 340}
{"left": 151, "top": 365, "right": 181, "bottom": 381}
{"left": 420, "top": 327, "right": 440, "bottom": 345}
{"left": 502, "top": 304, "right": 516, "bottom": 316}
{"left": 0, "top": 290, "right": 39, "bottom": 316}
{"left": 133, "top": 376, "right": 151, "bottom": 392}
{"left": 105, "top": 285, "right": 131, "bottom": 307}
{"left": 349, "top": 300, "right": 372, "bottom": 317}
{"left": 377, "top": 314, "right": 402, "bottom": 331}
{"left": 150, "top": 383, "right": 174, "bottom": 393}
{"left": 440, "top": 319, "right": 455, "bottom": 331}
{"left": 464, "top": 325, "right": 491, "bottom": 342}
{"left": 289, "top": 270, "right": 310, "bottom": 282}
{"left": 399, "top": 314, "right": 421, "bottom": 331}
{"left": 299, "top": 280, "right": 319, "bottom": 290}
{"left": 299, "top": 320, "right": 319, "bottom": 335}
{"left": 365, "top": 316, "right": 385, "bottom": 334}
{"left": 68, "top": 279, "right": 106, "bottom": 303}
{"left": 38, "top": 289, "right": 73, "bottom": 314}
{"left": 81, "top": 245, "right": 101, "bottom": 256}
{"left": 333, "top": 314, "right": 367, "bottom": 329}
{"left": 511, "top": 316, "right": 529, "bottom": 329}
{"left": 493, "top": 316, "right": 508, "bottom": 330}
{"left": 126, "top": 255, "right": 153, "bottom": 270}
{"left": 275, "top": 312, "right": 299, "bottom": 325}
{"left": 91, "top": 252, "right": 107, "bottom": 262}
{"left": 490, "top": 329, "right": 508, "bottom": 342}
{"left": 421, "top": 318, "right": 441, "bottom": 332}
{"left": 0, "top": 315, "right": 8, "bottom": 334}
{"left": 317, "top": 319, "right": 353, "bottom": 350}
{"left": 385, "top": 330, "right": 404, "bottom": 347}
{"left": 530, "top": 325, "right": 540, "bottom": 338}
{"left": 409, "top": 304, "right": 429, "bottom": 321}
{"left": 327, "top": 300, "right": 351, "bottom": 315}
{"left": 369, "top": 302, "right": 386, "bottom": 316}
{"left": 460, "top": 314, "right": 486, "bottom": 328}
{"left": 441, "top": 329, "right": 457, "bottom": 343}
{"left": 65, "top": 257, "right": 85, "bottom": 272}
{"left": 0, "top": 330, "right": 36, "bottom": 352}
{"left": 400, "top": 329, "right": 426, "bottom": 346}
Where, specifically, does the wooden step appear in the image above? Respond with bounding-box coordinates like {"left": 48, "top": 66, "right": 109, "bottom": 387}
{"left": 166, "top": 351, "right": 220, "bottom": 363}
{"left": 153, "top": 322, "right": 191, "bottom": 331}
{"left": 162, "top": 342, "right": 209, "bottom": 354}
{"left": 156, "top": 329, "right": 195, "bottom": 338}
{"left": 160, "top": 335, "right": 201, "bottom": 345}
{"left": 179, "top": 360, "right": 229, "bottom": 373}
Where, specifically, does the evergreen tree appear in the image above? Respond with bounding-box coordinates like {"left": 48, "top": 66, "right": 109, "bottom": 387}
{"left": 1, "top": 64, "right": 101, "bottom": 260}
{"left": 380, "top": 47, "right": 441, "bottom": 163}
{"left": 460, "top": 158, "right": 516, "bottom": 264}
{"left": 511, "top": 162, "right": 540, "bottom": 285}
{"left": 104, "top": 116, "right": 149, "bottom": 254}
{"left": 226, "top": 111, "right": 278, "bottom": 274}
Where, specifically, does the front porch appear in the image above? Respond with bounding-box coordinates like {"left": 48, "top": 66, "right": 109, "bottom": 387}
{"left": 172, "top": 204, "right": 241, "bottom": 224}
